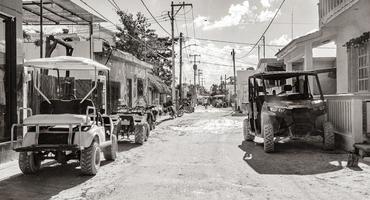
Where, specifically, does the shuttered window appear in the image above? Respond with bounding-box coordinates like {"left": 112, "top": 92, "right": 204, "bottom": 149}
{"left": 358, "top": 44, "right": 369, "bottom": 92}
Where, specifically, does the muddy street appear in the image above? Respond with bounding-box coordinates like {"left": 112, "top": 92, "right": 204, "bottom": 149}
{"left": 0, "top": 107, "right": 369, "bottom": 200}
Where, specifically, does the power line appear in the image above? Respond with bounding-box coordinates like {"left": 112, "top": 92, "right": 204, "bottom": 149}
{"left": 238, "top": 0, "right": 287, "bottom": 59}
{"left": 106, "top": 0, "right": 120, "bottom": 11}
{"left": 201, "top": 61, "right": 250, "bottom": 68}
{"left": 79, "top": 0, "right": 171, "bottom": 62}
{"left": 139, "top": 0, "right": 171, "bottom": 36}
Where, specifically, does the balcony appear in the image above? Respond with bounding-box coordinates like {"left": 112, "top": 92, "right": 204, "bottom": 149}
{"left": 325, "top": 94, "right": 369, "bottom": 150}
{"left": 318, "top": 0, "right": 359, "bottom": 27}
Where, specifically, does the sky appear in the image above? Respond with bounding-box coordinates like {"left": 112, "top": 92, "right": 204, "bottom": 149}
{"left": 68, "top": 0, "right": 332, "bottom": 89}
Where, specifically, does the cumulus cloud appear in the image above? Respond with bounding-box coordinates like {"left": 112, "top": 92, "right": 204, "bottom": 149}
{"left": 269, "top": 34, "right": 291, "bottom": 46}
{"left": 257, "top": 9, "right": 278, "bottom": 22}
{"left": 260, "top": 0, "right": 272, "bottom": 8}
{"left": 194, "top": 0, "right": 282, "bottom": 30}
{"left": 198, "top": 1, "right": 251, "bottom": 30}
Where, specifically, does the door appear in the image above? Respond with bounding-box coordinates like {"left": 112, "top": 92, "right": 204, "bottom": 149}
{"left": 0, "top": 15, "right": 16, "bottom": 142}
{"left": 127, "top": 79, "right": 132, "bottom": 107}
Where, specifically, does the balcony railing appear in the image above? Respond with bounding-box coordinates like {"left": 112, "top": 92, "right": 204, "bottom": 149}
{"left": 318, "top": 0, "right": 359, "bottom": 27}
{"left": 325, "top": 94, "right": 368, "bottom": 150}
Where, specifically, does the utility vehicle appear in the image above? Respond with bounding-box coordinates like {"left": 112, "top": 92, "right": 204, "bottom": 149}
{"left": 111, "top": 105, "right": 151, "bottom": 145}
{"left": 243, "top": 71, "right": 334, "bottom": 153}
{"left": 11, "top": 56, "right": 117, "bottom": 175}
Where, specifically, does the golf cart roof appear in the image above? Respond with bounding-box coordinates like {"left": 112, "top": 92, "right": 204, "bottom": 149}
{"left": 24, "top": 56, "right": 110, "bottom": 71}
{"left": 251, "top": 71, "right": 317, "bottom": 80}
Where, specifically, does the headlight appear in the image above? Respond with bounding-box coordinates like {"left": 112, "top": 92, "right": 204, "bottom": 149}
{"left": 313, "top": 105, "right": 326, "bottom": 111}
{"left": 268, "top": 107, "right": 285, "bottom": 112}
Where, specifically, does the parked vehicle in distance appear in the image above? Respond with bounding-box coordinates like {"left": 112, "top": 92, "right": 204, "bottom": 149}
{"left": 11, "top": 56, "right": 117, "bottom": 175}
{"left": 111, "top": 105, "right": 150, "bottom": 145}
{"left": 243, "top": 71, "right": 334, "bottom": 153}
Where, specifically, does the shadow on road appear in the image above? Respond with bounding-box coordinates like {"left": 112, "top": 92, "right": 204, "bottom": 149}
{"left": 117, "top": 140, "right": 141, "bottom": 152}
{"left": 0, "top": 162, "right": 92, "bottom": 200}
{"left": 239, "top": 139, "right": 349, "bottom": 175}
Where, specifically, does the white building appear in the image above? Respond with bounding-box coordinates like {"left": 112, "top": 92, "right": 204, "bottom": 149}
{"left": 276, "top": 0, "right": 370, "bottom": 150}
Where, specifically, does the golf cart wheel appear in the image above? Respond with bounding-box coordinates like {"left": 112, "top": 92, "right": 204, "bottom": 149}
{"left": 19, "top": 152, "right": 41, "bottom": 174}
{"left": 134, "top": 125, "right": 145, "bottom": 145}
{"left": 103, "top": 135, "right": 118, "bottom": 161}
{"left": 263, "top": 123, "right": 275, "bottom": 153}
{"left": 81, "top": 141, "right": 101, "bottom": 175}
{"left": 243, "top": 118, "right": 254, "bottom": 141}
{"left": 177, "top": 110, "right": 184, "bottom": 117}
{"left": 323, "top": 122, "right": 335, "bottom": 150}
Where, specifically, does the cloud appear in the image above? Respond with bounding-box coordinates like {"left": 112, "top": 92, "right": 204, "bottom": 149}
{"left": 194, "top": 0, "right": 282, "bottom": 30}
{"left": 269, "top": 34, "right": 291, "bottom": 46}
{"left": 257, "top": 9, "right": 278, "bottom": 22}
{"left": 195, "top": 1, "right": 251, "bottom": 30}
{"left": 260, "top": 0, "right": 272, "bottom": 8}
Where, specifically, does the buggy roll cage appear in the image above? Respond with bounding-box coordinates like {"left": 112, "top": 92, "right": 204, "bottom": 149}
{"left": 24, "top": 56, "right": 110, "bottom": 104}
{"left": 248, "top": 71, "right": 324, "bottom": 101}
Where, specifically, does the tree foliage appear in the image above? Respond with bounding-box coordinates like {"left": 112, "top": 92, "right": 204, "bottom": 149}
{"left": 115, "top": 11, "right": 174, "bottom": 86}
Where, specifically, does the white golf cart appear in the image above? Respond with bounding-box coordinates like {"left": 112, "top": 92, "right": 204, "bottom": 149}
{"left": 11, "top": 56, "right": 117, "bottom": 175}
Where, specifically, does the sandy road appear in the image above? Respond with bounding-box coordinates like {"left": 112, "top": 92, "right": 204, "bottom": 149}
{"left": 0, "top": 107, "right": 369, "bottom": 200}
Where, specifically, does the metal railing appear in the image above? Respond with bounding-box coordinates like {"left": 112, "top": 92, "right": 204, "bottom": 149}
{"left": 325, "top": 94, "right": 367, "bottom": 149}
{"left": 318, "top": 0, "right": 358, "bottom": 26}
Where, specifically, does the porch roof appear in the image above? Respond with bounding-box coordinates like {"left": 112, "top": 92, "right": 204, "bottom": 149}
{"left": 147, "top": 73, "right": 170, "bottom": 94}
{"left": 275, "top": 30, "right": 323, "bottom": 60}
{"left": 22, "top": 0, "right": 105, "bottom": 25}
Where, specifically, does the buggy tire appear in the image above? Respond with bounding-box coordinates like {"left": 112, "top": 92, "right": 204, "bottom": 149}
{"left": 177, "top": 109, "right": 184, "bottom": 117}
{"left": 134, "top": 125, "right": 145, "bottom": 145}
{"left": 80, "top": 141, "right": 101, "bottom": 175}
{"left": 103, "top": 135, "right": 118, "bottom": 161}
{"left": 323, "top": 122, "right": 335, "bottom": 150}
{"left": 19, "top": 152, "right": 41, "bottom": 174}
{"left": 243, "top": 118, "right": 254, "bottom": 141}
{"left": 263, "top": 123, "right": 275, "bottom": 153}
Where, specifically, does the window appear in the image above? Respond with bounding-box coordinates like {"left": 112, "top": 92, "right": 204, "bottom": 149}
{"left": 358, "top": 44, "right": 369, "bottom": 92}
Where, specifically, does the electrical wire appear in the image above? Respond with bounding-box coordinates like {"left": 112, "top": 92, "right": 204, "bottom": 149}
{"left": 238, "top": 0, "right": 287, "bottom": 59}
{"left": 139, "top": 0, "right": 171, "bottom": 36}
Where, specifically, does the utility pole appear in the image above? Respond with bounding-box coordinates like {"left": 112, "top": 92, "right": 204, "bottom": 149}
{"left": 231, "top": 49, "right": 237, "bottom": 110}
{"left": 39, "top": 0, "right": 43, "bottom": 58}
{"left": 198, "top": 69, "right": 202, "bottom": 87}
{"left": 179, "top": 32, "right": 183, "bottom": 101}
{"left": 257, "top": 45, "right": 260, "bottom": 61}
{"left": 291, "top": 9, "right": 294, "bottom": 40}
{"left": 189, "top": 54, "right": 200, "bottom": 105}
{"left": 189, "top": 54, "right": 200, "bottom": 85}
{"left": 169, "top": 1, "right": 193, "bottom": 103}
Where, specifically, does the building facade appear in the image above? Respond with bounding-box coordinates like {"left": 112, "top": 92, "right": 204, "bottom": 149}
{"left": 0, "top": 0, "right": 23, "bottom": 163}
{"left": 276, "top": 0, "right": 370, "bottom": 150}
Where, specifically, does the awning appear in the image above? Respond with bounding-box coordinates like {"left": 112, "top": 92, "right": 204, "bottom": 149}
{"left": 24, "top": 56, "right": 110, "bottom": 71}
{"left": 23, "top": 0, "right": 105, "bottom": 25}
{"left": 147, "top": 73, "right": 170, "bottom": 94}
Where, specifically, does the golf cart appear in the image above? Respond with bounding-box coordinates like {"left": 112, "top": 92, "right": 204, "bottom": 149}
{"left": 111, "top": 97, "right": 152, "bottom": 145}
{"left": 11, "top": 56, "right": 117, "bottom": 175}
{"left": 243, "top": 71, "right": 334, "bottom": 153}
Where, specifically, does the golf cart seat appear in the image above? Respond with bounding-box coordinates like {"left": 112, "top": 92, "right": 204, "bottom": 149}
{"left": 40, "top": 99, "right": 95, "bottom": 115}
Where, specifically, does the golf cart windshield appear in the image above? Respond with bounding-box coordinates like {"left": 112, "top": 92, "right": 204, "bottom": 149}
{"left": 250, "top": 72, "right": 323, "bottom": 101}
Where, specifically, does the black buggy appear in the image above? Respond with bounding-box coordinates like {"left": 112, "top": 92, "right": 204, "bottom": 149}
{"left": 243, "top": 71, "right": 334, "bottom": 153}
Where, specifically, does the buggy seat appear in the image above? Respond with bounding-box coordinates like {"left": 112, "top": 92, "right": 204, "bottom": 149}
{"left": 40, "top": 99, "right": 95, "bottom": 115}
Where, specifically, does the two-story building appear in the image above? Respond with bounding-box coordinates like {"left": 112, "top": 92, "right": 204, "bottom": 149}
{"left": 276, "top": 0, "right": 370, "bottom": 150}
